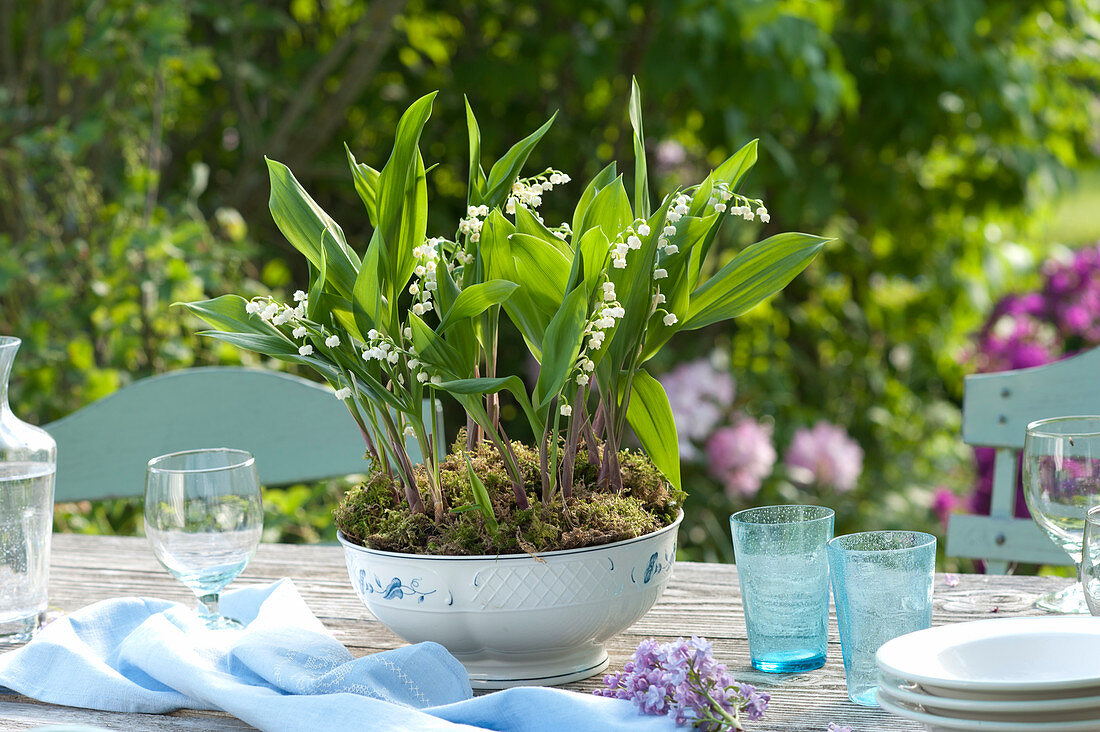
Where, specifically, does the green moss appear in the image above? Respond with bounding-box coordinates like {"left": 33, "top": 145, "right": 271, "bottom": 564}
{"left": 334, "top": 437, "right": 682, "bottom": 555}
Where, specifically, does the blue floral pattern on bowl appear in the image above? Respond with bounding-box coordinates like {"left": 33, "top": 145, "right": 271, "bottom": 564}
{"left": 359, "top": 570, "right": 436, "bottom": 603}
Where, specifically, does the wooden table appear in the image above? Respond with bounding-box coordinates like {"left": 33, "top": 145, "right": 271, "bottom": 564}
{"left": 0, "top": 534, "right": 1072, "bottom": 731}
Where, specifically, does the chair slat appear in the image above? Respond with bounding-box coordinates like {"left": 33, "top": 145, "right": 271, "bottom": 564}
{"left": 45, "top": 368, "right": 438, "bottom": 502}
{"left": 946, "top": 514, "right": 1073, "bottom": 566}
{"left": 947, "top": 346, "right": 1100, "bottom": 571}
{"left": 961, "top": 348, "right": 1100, "bottom": 449}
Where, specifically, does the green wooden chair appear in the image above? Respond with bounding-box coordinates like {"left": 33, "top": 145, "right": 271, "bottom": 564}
{"left": 45, "top": 367, "right": 441, "bottom": 502}
{"left": 946, "top": 346, "right": 1100, "bottom": 573}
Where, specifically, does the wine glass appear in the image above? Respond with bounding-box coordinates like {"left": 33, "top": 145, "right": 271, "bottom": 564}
{"left": 144, "top": 448, "right": 263, "bottom": 629}
{"left": 1081, "top": 506, "right": 1100, "bottom": 615}
{"left": 1022, "top": 416, "right": 1100, "bottom": 614}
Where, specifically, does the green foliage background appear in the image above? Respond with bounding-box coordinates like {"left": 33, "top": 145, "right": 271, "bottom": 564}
{"left": 3, "top": 0, "right": 1098, "bottom": 559}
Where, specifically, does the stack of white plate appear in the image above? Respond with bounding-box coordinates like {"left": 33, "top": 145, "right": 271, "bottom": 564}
{"left": 874, "top": 616, "right": 1100, "bottom": 731}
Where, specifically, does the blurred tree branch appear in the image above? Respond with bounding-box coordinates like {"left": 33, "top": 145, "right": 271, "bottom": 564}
{"left": 232, "top": 0, "right": 408, "bottom": 204}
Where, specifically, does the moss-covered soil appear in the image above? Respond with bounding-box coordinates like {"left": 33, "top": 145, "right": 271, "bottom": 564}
{"left": 334, "top": 436, "right": 684, "bottom": 556}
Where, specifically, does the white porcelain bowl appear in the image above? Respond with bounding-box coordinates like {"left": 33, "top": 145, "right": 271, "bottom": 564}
{"left": 339, "top": 511, "right": 682, "bottom": 689}
{"left": 876, "top": 691, "right": 1100, "bottom": 731}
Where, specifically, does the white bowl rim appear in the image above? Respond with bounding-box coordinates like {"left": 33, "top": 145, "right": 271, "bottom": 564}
{"left": 337, "top": 508, "right": 683, "bottom": 561}
{"left": 877, "top": 616, "right": 1100, "bottom": 693}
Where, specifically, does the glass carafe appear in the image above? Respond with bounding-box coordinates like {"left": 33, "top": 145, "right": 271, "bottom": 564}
{"left": 0, "top": 336, "right": 56, "bottom": 643}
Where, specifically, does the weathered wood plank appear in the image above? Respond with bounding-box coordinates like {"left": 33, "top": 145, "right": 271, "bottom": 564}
{"left": 1, "top": 534, "right": 1073, "bottom": 731}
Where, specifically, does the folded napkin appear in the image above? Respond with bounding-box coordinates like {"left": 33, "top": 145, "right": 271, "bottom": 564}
{"left": 0, "top": 580, "right": 674, "bottom": 732}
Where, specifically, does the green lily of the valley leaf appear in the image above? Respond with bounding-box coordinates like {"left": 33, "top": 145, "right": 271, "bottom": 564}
{"left": 313, "top": 292, "right": 364, "bottom": 342}
{"left": 482, "top": 112, "right": 557, "bottom": 207}
{"left": 577, "top": 226, "right": 610, "bottom": 293}
{"left": 352, "top": 231, "right": 386, "bottom": 337}
{"left": 578, "top": 175, "right": 632, "bottom": 242}
{"left": 196, "top": 330, "right": 301, "bottom": 359}
{"left": 533, "top": 284, "right": 589, "bottom": 412}
{"left": 177, "top": 294, "right": 274, "bottom": 336}
{"left": 464, "top": 96, "right": 487, "bottom": 205}
{"left": 409, "top": 312, "right": 469, "bottom": 379}
{"left": 438, "top": 280, "right": 519, "bottom": 333}
{"left": 628, "top": 77, "right": 650, "bottom": 219}
{"left": 640, "top": 213, "right": 720, "bottom": 362}
{"left": 714, "top": 138, "right": 758, "bottom": 191}
{"left": 376, "top": 92, "right": 435, "bottom": 304}
{"left": 683, "top": 232, "right": 831, "bottom": 330}
{"left": 571, "top": 162, "right": 617, "bottom": 239}
{"left": 481, "top": 212, "right": 551, "bottom": 357}
{"left": 464, "top": 453, "right": 498, "bottom": 532}
{"left": 509, "top": 233, "right": 571, "bottom": 321}
{"left": 514, "top": 204, "right": 569, "bottom": 256}
{"left": 266, "top": 158, "right": 359, "bottom": 300}
{"left": 306, "top": 228, "right": 331, "bottom": 322}
{"left": 622, "top": 369, "right": 681, "bottom": 490}
{"left": 606, "top": 198, "right": 671, "bottom": 368}
{"left": 344, "top": 143, "right": 380, "bottom": 227}
{"left": 437, "top": 375, "right": 540, "bottom": 437}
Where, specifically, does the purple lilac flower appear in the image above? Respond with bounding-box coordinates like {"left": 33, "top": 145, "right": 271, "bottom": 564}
{"left": 784, "top": 421, "right": 864, "bottom": 492}
{"left": 661, "top": 359, "right": 736, "bottom": 460}
{"left": 705, "top": 417, "right": 776, "bottom": 498}
{"left": 595, "top": 636, "right": 769, "bottom": 730}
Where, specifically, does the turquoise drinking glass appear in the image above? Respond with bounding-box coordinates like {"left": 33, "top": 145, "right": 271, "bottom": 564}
{"left": 144, "top": 448, "right": 263, "bottom": 629}
{"left": 730, "top": 505, "right": 834, "bottom": 673}
{"left": 827, "top": 531, "right": 936, "bottom": 706}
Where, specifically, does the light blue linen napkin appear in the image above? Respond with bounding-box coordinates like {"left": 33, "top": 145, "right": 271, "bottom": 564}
{"left": 0, "top": 580, "right": 674, "bottom": 732}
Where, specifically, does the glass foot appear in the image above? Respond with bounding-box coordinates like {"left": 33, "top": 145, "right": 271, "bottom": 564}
{"left": 201, "top": 613, "right": 243, "bottom": 630}
{"left": 1035, "top": 581, "right": 1090, "bottom": 614}
{"left": 0, "top": 611, "right": 43, "bottom": 645}
{"left": 849, "top": 686, "right": 880, "bottom": 707}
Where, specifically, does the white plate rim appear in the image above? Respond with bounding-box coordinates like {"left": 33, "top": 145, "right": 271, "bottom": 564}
{"left": 876, "top": 617, "right": 1100, "bottom": 693}
{"left": 878, "top": 681, "right": 1100, "bottom": 714}
{"left": 876, "top": 691, "right": 1100, "bottom": 731}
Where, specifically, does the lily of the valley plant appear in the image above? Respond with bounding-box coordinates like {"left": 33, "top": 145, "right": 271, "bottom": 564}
{"left": 182, "top": 81, "right": 829, "bottom": 529}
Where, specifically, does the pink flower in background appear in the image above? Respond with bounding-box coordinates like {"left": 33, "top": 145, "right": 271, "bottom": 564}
{"left": 661, "top": 359, "right": 736, "bottom": 460}
{"left": 784, "top": 421, "right": 864, "bottom": 492}
{"left": 655, "top": 139, "right": 688, "bottom": 170}
{"left": 932, "top": 487, "right": 967, "bottom": 527}
{"left": 706, "top": 417, "right": 776, "bottom": 498}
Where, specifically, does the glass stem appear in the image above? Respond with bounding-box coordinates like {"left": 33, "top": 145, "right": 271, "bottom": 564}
{"left": 197, "top": 592, "right": 221, "bottom": 620}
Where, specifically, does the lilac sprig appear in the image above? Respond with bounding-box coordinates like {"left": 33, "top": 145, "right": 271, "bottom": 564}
{"left": 594, "top": 637, "right": 769, "bottom": 730}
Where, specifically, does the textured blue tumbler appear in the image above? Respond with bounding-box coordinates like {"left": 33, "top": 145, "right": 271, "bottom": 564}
{"left": 827, "top": 530, "right": 936, "bottom": 706}
{"left": 730, "top": 505, "right": 834, "bottom": 673}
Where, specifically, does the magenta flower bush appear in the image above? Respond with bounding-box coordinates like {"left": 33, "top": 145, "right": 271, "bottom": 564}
{"left": 962, "top": 242, "right": 1100, "bottom": 524}
{"left": 784, "top": 421, "right": 864, "bottom": 493}
{"left": 595, "top": 636, "right": 769, "bottom": 730}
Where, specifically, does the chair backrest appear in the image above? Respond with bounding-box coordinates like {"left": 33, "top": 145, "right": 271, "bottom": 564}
{"left": 946, "top": 347, "right": 1100, "bottom": 573}
{"left": 45, "top": 367, "right": 442, "bottom": 502}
